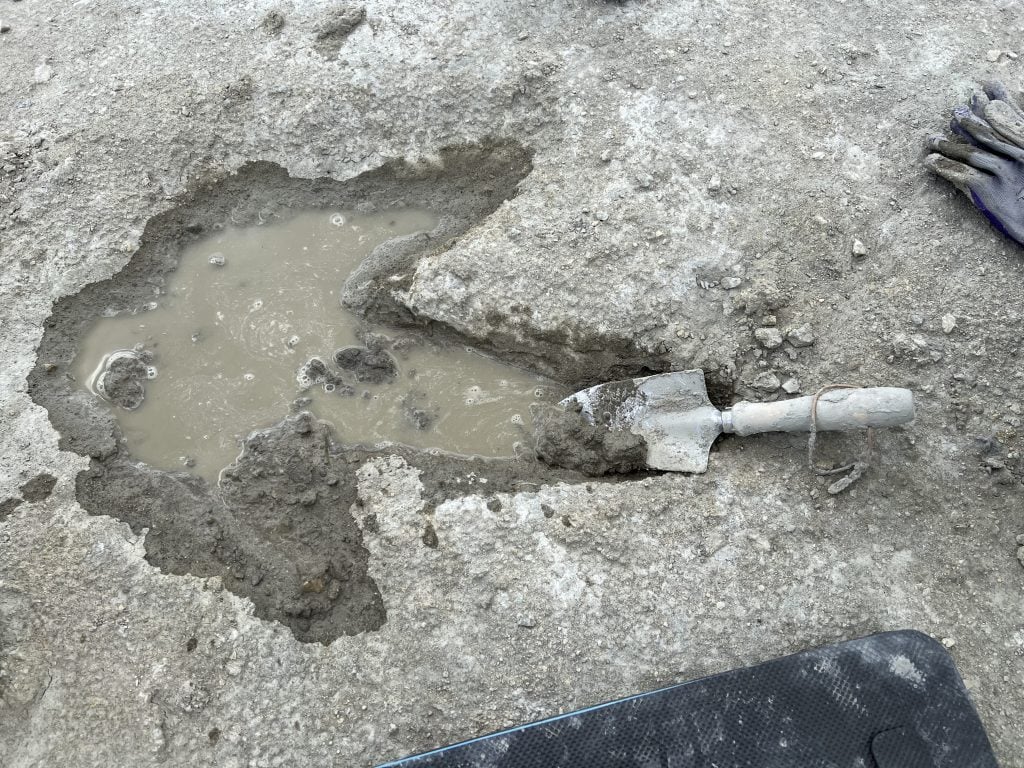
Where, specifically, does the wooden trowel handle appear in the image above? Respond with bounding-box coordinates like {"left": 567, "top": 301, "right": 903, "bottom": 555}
{"left": 723, "top": 387, "right": 915, "bottom": 437}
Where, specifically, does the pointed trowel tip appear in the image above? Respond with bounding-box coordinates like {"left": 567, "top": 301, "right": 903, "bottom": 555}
{"left": 640, "top": 405, "right": 723, "bottom": 473}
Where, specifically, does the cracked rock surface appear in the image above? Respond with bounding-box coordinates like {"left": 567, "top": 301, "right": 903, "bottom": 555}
{"left": 2, "top": 1, "right": 1024, "bottom": 766}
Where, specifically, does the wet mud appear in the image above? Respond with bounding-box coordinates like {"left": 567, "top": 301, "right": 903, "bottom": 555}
{"left": 0, "top": 474, "right": 58, "bottom": 522}
{"left": 76, "top": 412, "right": 581, "bottom": 643}
{"left": 93, "top": 350, "right": 153, "bottom": 410}
{"left": 19, "top": 474, "right": 56, "bottom": 503}
{"left": 28, "top": 141, "right": 671, "bottom": 642}
{"left": 533, "top": 400, "right": 649, "bottom": 476}
{"left": 332, "top": 345, "right": 398, "bottom": 384}
{"left": 77, "top": 412, "right": 389, "bottom": 643}
{"left": 0, "top": 498, "right": 23, "bottom": 521}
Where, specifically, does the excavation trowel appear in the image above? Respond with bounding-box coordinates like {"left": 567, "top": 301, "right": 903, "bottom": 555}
{"left": 562, "top": 370, "right": 915, "bottom": 473}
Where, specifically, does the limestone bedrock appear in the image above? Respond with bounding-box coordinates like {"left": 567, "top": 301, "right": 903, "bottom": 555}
{"left": 1, "top": 0, "right": 1023, "bottom": 766}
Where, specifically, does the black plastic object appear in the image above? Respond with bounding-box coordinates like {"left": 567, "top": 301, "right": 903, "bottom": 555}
{"left": 378, "top": 630, "right": 999, "bottom": 768}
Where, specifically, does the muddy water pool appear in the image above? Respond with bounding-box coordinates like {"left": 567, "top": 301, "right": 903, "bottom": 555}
{"left": 73, "top": 208, "right": 561, "bottom": 481}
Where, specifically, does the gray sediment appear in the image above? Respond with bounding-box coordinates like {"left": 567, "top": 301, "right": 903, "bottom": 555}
{"left": 533, "top": 400, "right": 649, "bottom": 476}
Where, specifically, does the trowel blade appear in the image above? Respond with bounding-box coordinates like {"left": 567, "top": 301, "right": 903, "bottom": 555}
{"left": 563, "top": 370, "right": 724, "bottom": 473}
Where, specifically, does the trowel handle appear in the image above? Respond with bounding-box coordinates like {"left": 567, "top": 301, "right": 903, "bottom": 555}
{"left": 722, "top": 387, "right": 915, "bottom": 437}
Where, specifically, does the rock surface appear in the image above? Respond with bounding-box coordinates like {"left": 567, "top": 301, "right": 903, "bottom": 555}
{"left": 1, "top": 1, "right": 1024, "bottom": 766}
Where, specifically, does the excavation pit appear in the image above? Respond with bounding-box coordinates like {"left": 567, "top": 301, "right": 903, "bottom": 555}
{"left": 29, "top": 144, "right": 671, "bottom": 643}
{"left": 72, "top": 208, "right": 560, "bottom": 482}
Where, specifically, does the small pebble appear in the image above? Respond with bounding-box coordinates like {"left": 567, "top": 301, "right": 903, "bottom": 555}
{"left": 720, "top": 276, "right": 743, "bottom": 290}
{"left": 707, "top": 174, "right": 721, "bottom": 192}
{"left": 941, "top": 637, "right": 956, "bottom": 649}
{"left": 986, "top": 49, "right": 1002, "bottom": 63}
{"left": 754, "top": 327, "right": 784, "bottom": 349}
{"left": 852, "top": 239, "right": 868, "bottom": 257}
{"left": 750, "top": 371, "right": 781, "bottom": 392}
{"left": 786, "top": 324, "right": 816, "bottom": 348}
{"left": 594, "top": 210, "right": 609, "bottom": 222}
{"left": 0, "top": 23, "right": 11, "bottom": 34}
{"left": 781, "top": 377, "right": 802, "bottom": 394}
{"left": 33, "top": 62, "right": 53, "bottom": 83}
{"left": 941, "top": 314, "right": 957, "bottom": 334}
{"left": 209, "top": 252, "right": 226, "bottom": 266}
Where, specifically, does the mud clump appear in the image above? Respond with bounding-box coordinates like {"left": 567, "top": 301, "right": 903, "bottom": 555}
{"left": 0, "top": 473, "right": 58, "bottom": 521}
{"left": 217, "top": 413, "right": 385, "bottom": 641}
{"left": 298, "top": 356, "right": 333, "bottom": 386}
{"left": 333, "top": 345, "right": 398, "bottom": 384}
{"left": 314, "top": 3, "right": 365, "bottom": 56}
{"left": 0, "top": 498, "right": 22, "bottom": 521}
{"left": 260, "top": 9, "right": 285, "bottom": 35}
{"left": 98, "top": 351, "right": 152, "bottom": 410}
{"left": 298, "top": 356, "right": 353, "bottom": 395}
{"left": 532, "top": 402, "right": 648, "bottom": 476}
{"left": 19, "top": 473, "right": 57, "bottom": 502}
